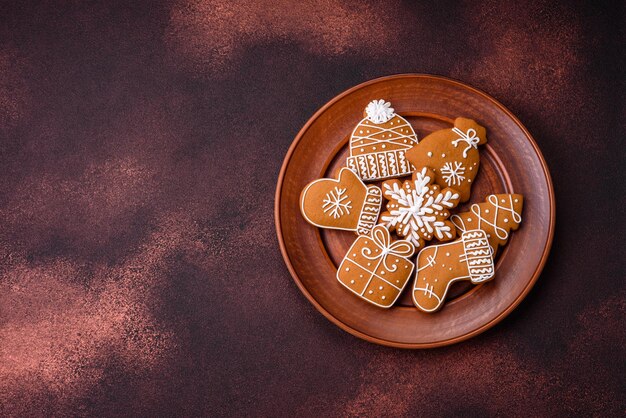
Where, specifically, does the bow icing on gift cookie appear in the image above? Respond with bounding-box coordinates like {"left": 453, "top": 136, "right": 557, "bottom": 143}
{"left": 337, "top": 225, "right": 415, "bottom": 308}
{"left": 379, "top": 167, "right": 460, "bottom": 248}
{"left": 346, "top": 99, "right": 419, "bottom": 181}
{"left": 413, "top": 229, "right": 495, "bottom": 313}
{"left": 451, "top": 194, "right": 523, "bottom": 254}
{"left": 300, "top": 167, "right": 382, "bottom": 235}
{"left": 406, "top": 117, "right": 487, "bottom": 202}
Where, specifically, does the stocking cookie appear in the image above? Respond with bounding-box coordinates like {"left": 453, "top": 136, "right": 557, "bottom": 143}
{"left": 380, "top": 167, "right": 460, "bottom": 249}
{"left": 337, "top": 225, "right": 415, "bottom": 308}
{"left": 413, "top": 230, "right": 494, "bottom": 313}
{"left": 300, "top": 167, "right": 382, "bottom": 235}
{"left": 346, "top": 99, "right": 418, "bottom": 181}
{"left": 451, "top": 194, "right": 523, "bottom": 254}
{"left": 405, "top": 118, "right": 487, "bottom": 202}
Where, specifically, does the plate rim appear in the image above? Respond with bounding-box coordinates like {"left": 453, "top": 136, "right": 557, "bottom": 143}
{"left": 274, "top": 73, "right": 555, "bottom": 348}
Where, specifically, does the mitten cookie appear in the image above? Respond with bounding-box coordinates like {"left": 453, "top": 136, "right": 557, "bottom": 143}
{"left": 413, "top": 230, "right": 494, "bottom": 313}
{"left": 337, "top": 225, "right": 415, "bottom": 308}
{"left": 346, "top": 99, "right": 418, "bottom": 181}
{"left": 300, "top": 167, "right": 382, "bottom": 235}
{"left": 450, "top": 194, "right": 523, "bottom": 254}
{"left": 380, "top": 167, "right": 460, "bottom": 249}
{"left": 405, "top": 117, "right": 487, "bottom": 202}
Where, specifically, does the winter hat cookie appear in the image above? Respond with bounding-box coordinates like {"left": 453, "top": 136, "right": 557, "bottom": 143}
{"left": 346, "top": 99, "right": 418, "bottom": 181}
{"left": 451, "top": 194, "right": 523, "bottom": 254}
{"left": 413, "top": 229, "right": 495, "bottom": 313}
{"left": 379, "top": 167, "right": 460, "bottom": 249}
{"left": 337, "top": 225, "right": 415, "bottom": 308}
{"left": 300, "top": 167, "right": 382, "bottom": 235}
{"left": 405, "top": 117, "right": 487, "bottom": 202}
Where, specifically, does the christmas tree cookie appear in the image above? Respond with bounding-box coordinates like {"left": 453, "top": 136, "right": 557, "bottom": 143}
{"left": 379, "top": 167, "right": 460, "bottom": 249}
{"left": 346, "top": 99, "right": 418, "bottom": 181}
{"left": 405, "top": 117, "right": 487, "bottom": 202}
{"left": 413, "top": 229, "right": 495, "bottom": 313}
{"left": 450, "top": 194, "right": 524, "bottom": 254}
{"left": 300, "top": 167, "right": 382, "bottom": 235}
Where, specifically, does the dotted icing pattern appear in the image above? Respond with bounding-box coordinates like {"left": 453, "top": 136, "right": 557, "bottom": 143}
{"left": 450, "top": 194, "right": 523, "bottom": 253}
{"left": 337, "top": 225, "right": 415, "bottom": 308}
{"left": 380, "top": 168, "right": 460, "bottom": 248}
{"left": 346, "top": 101, "right": 418, "bottom": 181}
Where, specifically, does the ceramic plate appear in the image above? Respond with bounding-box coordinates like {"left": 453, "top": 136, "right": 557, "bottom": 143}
{"left": 275, "top": 74, "right": 554, "bottom": 348}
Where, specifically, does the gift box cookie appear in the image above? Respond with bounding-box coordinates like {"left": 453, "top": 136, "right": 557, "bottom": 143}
{"left": 346, "top": 99, "right": 419, "bottom": 181}
{"left": 337, "top": 225, "right": 415, "bottom": 308}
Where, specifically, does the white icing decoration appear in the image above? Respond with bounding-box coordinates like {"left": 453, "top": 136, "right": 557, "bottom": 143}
{"left": 300, "top": 167, "right": 381, "bottom": 235}
{"left": 365, "top": 99, "right": 395, "bottom": 124}
{"left": 322, "top": 187, "right": 352, "bottom": 219}
{"left": 451, "top": 127, "right": 480, "bottom": 158}
{"left": 348, "top": 101, "right": 418, "bottom": 178}
{"left": 380, "top": 168, "right": 459, "bottom": 247}
{"left": 336, "top": 226, "right": 415, "bottom": 308}
{"left": 413, "top": 230, "right": 494, "bottom": 312}
{"left": 440, "top": 161, "right": 466, "bottom": 186}
{"left": 451, "top": 195, "right": 522, "bottom": 241}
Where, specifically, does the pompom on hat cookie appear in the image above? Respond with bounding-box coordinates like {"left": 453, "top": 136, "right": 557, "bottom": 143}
{"left": 347, "top": 100, "right": 419, "bottom": 181}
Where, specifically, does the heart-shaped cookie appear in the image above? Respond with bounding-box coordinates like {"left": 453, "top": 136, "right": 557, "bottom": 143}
{"left": 300, "top": 168, "right": 382, "bottom": 234}
{"left": 406, "top": 117, "right": 487, "bottom": 202}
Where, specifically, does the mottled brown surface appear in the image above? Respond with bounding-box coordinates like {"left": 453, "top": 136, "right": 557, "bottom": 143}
{"left": 0, "top": 0, "right": 623, "bottom": 416}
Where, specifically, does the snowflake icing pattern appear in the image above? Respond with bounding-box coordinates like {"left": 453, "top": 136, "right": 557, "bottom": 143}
{"left": 380, "top": 168, "right": 460, "bottom": 247}
{"left": 440, "top": 161, "right": 466, "bottom": 186}
{"left": 322, "top": 187, "right": 352, "bottom": 219}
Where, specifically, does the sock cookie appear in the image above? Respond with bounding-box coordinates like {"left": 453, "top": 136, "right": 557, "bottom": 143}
{"left": 346, "top": 99, "right": 419, "bottom": 181}
{"left": 450, "top": 194, "right": 524, "bottom": 254}
{"left": 337, "top": 225, "right": 415, "bottom": 308}
{"left": 300, "top": 167, "right": 382, "bottom": 235}
{"left": 413, "top": 229, "right": 495, "bottom": 313}
{"left": 379, "top": 167, "right": 460, "bottom": 249}
{"left": 405, "top": 117, "right": 487, "bottom": 202}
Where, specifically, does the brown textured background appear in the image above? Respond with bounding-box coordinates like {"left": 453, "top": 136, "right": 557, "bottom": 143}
{"left": 0, "top": 0, "right": 624, "bottom": 416}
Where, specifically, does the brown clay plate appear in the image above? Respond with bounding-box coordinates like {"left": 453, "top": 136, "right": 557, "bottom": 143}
{"left": 275, "top": 74, "right": 554, "bottom": 348}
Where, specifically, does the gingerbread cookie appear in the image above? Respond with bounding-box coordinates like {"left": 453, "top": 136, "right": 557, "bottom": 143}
{"left": 346, "top": 99, "right": 418, "bottom": 181}
{"left": 379, "top": 167, "right": 460, "bottom": 249}
{"left": 413, "top": 229, "right": 494, "bottom": 313}
{"left": 337, "top": 225, "right": 415, "bottom": 308}
{"left": 405, "top": 117, "right": 487, "bottom": 202}
{"left": 300, "top": 167, "right": 382, "bottom": 235}
{"left": 451, "top": 194, "right": 523, "bottom": 254}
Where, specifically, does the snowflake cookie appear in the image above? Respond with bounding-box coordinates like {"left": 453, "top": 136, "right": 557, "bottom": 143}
{"left": 379, "top": 167, "right": 460, "bottom": 248}
{"left": 300, "top": 167, "right": 382, "bottom": 235}
{"left": 405, "top": 117, "right": 487, "bottom": 202}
